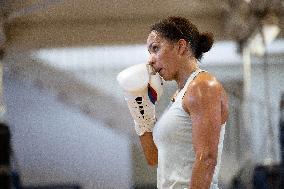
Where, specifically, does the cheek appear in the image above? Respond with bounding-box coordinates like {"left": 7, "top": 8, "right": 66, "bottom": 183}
{"left": 159, "top": 51, "right": 176, "bottom": 70}
{"left": 157, "top": 49, "right": 172, "bottom": 66}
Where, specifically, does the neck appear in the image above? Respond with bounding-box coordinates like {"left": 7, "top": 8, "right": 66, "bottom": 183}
{"left": 176, "top": 58, "right": 198, "bottom": 91}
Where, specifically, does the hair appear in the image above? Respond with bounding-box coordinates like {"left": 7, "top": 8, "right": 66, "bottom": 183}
{"left": 150, "top": 16, "right": 214, "bottom": 60}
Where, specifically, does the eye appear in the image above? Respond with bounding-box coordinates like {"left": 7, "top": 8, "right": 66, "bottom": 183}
{"left": 148, "top": 43, "right": 160, "bottom": 54}
{"left": 152, "top": 45, "right": 159, "bottom": 52}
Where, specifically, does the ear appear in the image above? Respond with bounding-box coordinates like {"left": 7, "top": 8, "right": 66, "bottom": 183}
{"left": 177, "top": 39, "right": 188, "bottom": 55}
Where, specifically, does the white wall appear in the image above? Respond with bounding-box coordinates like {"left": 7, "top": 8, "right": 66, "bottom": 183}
{"left": 4, "top": 76, "right": 132, "bottom": 189}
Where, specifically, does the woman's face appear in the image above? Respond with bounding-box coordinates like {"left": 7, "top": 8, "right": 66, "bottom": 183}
{"left": 147, "top": 31, "right": 180, "bottom": 81}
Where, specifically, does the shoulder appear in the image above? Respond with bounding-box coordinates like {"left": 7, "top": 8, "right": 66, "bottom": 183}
{"left": 188, "top": 72, "right": 222, "bottom": 99}
{"left": 182, "top": 71, "right": 223, "bottom": 113}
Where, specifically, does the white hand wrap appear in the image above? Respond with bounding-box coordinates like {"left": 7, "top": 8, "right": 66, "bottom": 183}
{"left": 117, "top": 63, "right": 163, "bottom": 136}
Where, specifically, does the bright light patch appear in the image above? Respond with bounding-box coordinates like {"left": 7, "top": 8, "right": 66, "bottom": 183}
{"left": 32, "top": 40, "right": 284, "bottom": 71}
{"left": 32, "top": 44, "right": 149, "bottom": 71}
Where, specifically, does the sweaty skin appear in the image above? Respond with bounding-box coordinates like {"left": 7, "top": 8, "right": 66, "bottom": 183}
{"left": 183, "top": 72, "right": 228, "bottom": 189}
{"left": 140, "top": 30, "right": 229, "bottom": 189}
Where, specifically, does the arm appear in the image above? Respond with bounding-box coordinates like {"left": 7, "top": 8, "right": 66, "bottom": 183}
{"left": 117, "top": 63, "right": 162, "bottom": 167}
{"left": 183, "top": 74, "right": 223, "bottom": 189}
{"left": 139, "top": 90, "right": 181, "bottom": 166}
{"left": 140, "top": 132, "right": 158, "bottom": 166}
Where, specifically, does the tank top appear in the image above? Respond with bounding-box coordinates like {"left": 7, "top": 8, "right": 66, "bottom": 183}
{"left": 153, "top": 69, "right": 226, "bottom": 189}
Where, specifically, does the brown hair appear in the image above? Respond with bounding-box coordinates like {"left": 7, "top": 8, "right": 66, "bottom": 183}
{"left": 150, "top": 16, "right": 214, "bottom": 60}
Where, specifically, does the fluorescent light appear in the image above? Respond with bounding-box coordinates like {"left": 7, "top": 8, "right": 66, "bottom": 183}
{"left": 262, "top": 24, "right": 280, "bottom": 46}
{"left": 247, "top": 23, "right": 280, "bottom": 56}
{"left": 243, "top": 0, "right": 251, "bottom": 3}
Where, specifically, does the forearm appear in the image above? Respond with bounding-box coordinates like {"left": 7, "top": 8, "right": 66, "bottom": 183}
{"left": 139, "top": 132, "right": 158, "bottom": 166}
{"left": 189, "top": 159, "right": 216, "bottom": 189}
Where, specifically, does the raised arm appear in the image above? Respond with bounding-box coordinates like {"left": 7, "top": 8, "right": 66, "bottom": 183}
{"left": 117, "top": 63, "right": 162, "bottom": 167}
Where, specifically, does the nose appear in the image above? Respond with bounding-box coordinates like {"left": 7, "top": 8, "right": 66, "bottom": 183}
{"left": 148, "top": 54, "right": 156, "bottom": 67}
{"left": 147, "top": 55, "right": 158, "bottom": 75}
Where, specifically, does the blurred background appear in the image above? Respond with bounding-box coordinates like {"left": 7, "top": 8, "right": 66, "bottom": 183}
{"left": 0, "top": 0, "right": 284, "bottom": 189}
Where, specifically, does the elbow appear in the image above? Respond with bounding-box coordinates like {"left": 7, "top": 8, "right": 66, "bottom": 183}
{"left": 148, "top": 161, "right": 157, "bottom": 167}
{"left": 195, "top": 151, "right": 217, "bottom": 170}
{"left": 204, "top": 158, "right": 217, "bottom": 170}
{"left": 146, "top": 157, "right": 158, "bottom": 167}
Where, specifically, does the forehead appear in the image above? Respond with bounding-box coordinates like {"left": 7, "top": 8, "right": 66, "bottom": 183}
{"left": 147, "top": 31, "right": 163, "bottom": 44}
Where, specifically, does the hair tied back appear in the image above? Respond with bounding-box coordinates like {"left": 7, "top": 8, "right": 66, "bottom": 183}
{"left": 198, "top": 32, "right": 214, "bottom": 53}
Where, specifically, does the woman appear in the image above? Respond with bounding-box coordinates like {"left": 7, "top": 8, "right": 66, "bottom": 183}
{"left": 140, "top": 16, "right": 229, "bottom": 189}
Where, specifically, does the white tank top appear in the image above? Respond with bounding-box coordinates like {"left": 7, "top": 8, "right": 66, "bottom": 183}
{"left": 153, "top": 69, "right": 225, "bottom": 189}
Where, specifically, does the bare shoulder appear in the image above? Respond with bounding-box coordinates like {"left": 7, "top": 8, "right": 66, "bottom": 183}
{"left": 183, "top": 71, "right": 228, "bottom": 123}
{"left": 187, "top": 72, "right": 222, "bottom": 99}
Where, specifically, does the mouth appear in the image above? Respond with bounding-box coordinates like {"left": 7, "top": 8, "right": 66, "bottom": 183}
{"left": 154, "top": 68, "right": 160, "bottom": 73}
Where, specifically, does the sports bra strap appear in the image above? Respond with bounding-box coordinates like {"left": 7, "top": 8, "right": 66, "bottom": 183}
{"left": 177, "top": 69, "right": 206, "bottom": 99}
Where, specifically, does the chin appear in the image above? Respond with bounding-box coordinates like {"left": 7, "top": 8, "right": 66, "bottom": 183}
{"left": 161, "top": 75, "right": 170, "bottom": 81}
{"left": 159, "top": 72, "right": 171, "bottom": 81}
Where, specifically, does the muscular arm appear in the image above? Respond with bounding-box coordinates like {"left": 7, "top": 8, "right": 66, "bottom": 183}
{"left": 139, "top": 132, "right": 158, "bottom": 166}
{"left": 183, "top": 73, "right": 226, "bottom": 189}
